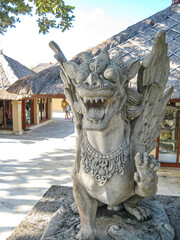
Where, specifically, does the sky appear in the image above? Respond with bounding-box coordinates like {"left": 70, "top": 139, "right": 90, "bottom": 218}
{"left": 0, "top": 0, "right": 172, "bottom": 68}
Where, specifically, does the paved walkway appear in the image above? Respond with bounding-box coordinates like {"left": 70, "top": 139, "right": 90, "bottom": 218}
{"left": 0, "top": 112, "right": 180, "bottom": 240}
{"left": 0, "top": 112, "right": 76, "bottom": 240}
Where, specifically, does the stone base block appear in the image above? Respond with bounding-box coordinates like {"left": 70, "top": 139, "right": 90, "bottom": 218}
{"left": 7, "top": 186, "right": 180, "bottom": 240}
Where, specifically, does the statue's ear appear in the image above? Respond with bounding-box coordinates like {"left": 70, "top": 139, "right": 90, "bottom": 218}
{"left": 126, "top": 59, "right": 140, "bottom": 80}
{"left": 63, "top": 61, "right": 79, "bottom": 80}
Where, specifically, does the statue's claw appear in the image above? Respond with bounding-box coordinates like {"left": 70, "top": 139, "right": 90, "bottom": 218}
{"left": 123, "top": 202, "right": 152, "bottom": 221}
{"left": 107, "top": 204, "right": 123, "bottom": 211}
{"left": 71, "top": 201, "right": 79, "bottom": 214}
{"left": 134, "top": 152, "right": 160, "bottom": 197}
{"left": 76, "top": 227, "right": 95, "bottom": 240}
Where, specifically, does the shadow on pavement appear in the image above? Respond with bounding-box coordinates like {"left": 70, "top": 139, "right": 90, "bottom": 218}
{"left": 0, "top": 147, "right": 75, "bottom": 217}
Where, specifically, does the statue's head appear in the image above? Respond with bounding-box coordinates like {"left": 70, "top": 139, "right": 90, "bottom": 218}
{"left": 62, "top": 49, "right": 140, "bottom": 131}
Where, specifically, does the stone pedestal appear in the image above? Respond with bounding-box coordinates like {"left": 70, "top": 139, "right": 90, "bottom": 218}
{"left": 7, "top": 186, "right": 180, "bottom": 240}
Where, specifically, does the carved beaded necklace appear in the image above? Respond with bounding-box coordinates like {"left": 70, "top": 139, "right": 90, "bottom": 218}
{"left": 81, "top": 134, "right": 129, "bottom": 186}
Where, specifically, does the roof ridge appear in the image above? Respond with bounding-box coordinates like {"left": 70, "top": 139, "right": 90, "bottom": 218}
{"left": 0, "top": 53, "right": 18, "bottom": 85}
{"left": 111, "top": 6, "right": 180, "bottom": 54}
{"left": 72, "top": 3, "right": 180, "bottom": 63}
{"left": 0, "top": 53, "right": 35, "bottom": 86}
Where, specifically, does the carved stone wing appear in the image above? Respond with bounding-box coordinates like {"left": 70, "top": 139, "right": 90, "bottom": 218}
{"left": 49, "top": 41, "right": 82, "bottom": 129}
{"left": 130, "top": 30, "right": 174, "bottom": 157}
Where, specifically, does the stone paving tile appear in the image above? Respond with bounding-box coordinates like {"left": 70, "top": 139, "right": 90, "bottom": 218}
{"left": 0, "top": 112, "right": 180, "bottom": 240}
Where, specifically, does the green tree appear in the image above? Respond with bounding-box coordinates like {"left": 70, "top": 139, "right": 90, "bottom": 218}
{"left": 0, "top": 0, "right": 75, "bottom": 35}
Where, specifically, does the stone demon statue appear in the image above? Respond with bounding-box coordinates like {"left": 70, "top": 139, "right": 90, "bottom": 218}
{"left": 49, "top": 30, "right": 173, "bottom": 240}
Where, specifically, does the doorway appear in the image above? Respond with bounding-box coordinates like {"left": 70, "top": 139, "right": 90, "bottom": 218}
{"left": 22, "top": 100, "right": 34, "bottom": 129}
{"left": 156, "top": 103, "right": 180, "bottom": 167}
{"left": 0, "top": 100, "right": 13, "bottom": 130}
{"left": 39, "top": 98, "right": 48, "bottom": 122}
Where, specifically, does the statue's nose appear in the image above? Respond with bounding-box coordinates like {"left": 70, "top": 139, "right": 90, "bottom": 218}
{"left": 85, "top": 72, "right": 102, "bottom": 87}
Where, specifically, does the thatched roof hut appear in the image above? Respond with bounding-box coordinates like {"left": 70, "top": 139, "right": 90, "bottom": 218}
{"left": 8, "top": 64, "right": 63, "bottom": 96}
{"left": 0, "top": 51, "right": 35, "bottom": 100}
{"left": 32, "top": 62, "right": 55, "bottom": 73}
{"left": 8, "top": 2, "right": 180, "bottom": 99}
{"left": 0, "top": 89, "right": 18, "bottom": 100}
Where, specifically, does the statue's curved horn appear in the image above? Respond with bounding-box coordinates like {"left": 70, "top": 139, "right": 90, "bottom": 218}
{"left": 49, "top": 41, "right": 67, "bottom": 63}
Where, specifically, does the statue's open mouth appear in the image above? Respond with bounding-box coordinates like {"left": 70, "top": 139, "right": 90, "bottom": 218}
{"left": 77, "top": 86, "right": 119, "bottom": 130}
{"left": 81, "top": 97, "right": 109, "bottom": 124}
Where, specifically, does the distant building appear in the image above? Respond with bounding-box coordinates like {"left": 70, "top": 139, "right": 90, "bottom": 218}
{"left": 0, "top": 52, "right": 55, "bottom": 135}
{"left": 32, "top": 63, "right": 65, "bottom": 112}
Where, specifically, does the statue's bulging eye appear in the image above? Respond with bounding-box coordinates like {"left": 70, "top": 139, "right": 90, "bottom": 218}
{"left": 90, "top": 63, "right": 95, "bottom": 72}
{"left": 96, "top": 66, "right": 102, "bottom": 73}
{"left": 104, "top": 68, "right": 118, "bottom": 83}
{"left": 76, "top": 70, "right": 89, "bottom": 84}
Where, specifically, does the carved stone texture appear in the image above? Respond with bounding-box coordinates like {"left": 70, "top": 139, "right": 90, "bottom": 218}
{"left": 7, "top": 186, "right": 180, "bottom": 240}
{"left": 49, "top": 30, "right": 174, "bottom": 240}
{"left": 81, "top": 135, "right": 129, "bottom": 186}
{"left": 41, "top": 192, "right": 174, "bottom": 240}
